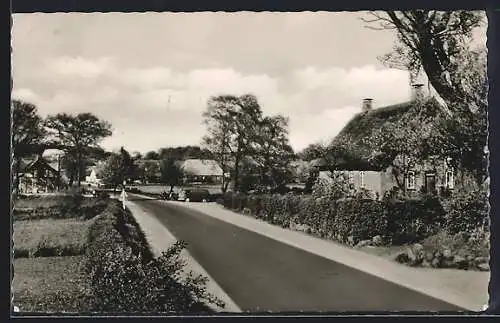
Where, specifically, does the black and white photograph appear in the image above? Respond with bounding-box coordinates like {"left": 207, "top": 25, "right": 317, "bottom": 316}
{"left": 11, "top": 9, "right": 491, "bottom": 314}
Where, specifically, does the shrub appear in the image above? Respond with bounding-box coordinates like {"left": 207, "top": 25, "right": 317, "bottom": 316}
{"left": 441, "top": 190, "right": 489, "bottom": 234}
{"left": 220, "top": 191, "right": 446, "bottom": 247}
{"left": 85, "top": 200, "right": 223, "bottom": 313}
{"left": 384, "top": 196, "right": 445, "bottom": 244}
{"left": 335, "top": 198, "right": 386, "bottom": 244}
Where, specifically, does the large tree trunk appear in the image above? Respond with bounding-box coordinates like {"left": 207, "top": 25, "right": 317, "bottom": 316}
{"left": 234, "top": 157, "right": 241, "bottom": 193}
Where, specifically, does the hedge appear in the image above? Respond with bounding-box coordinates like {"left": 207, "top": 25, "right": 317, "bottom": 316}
{"left": 220, "top": 192, "right": 449, "bottom": 245}
{"left": 85, "top": 200, "right": 223, "bottom": 313}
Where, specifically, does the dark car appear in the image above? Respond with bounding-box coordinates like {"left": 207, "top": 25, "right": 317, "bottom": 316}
{"left": 178, "top": 188, "right": 210, "bottom": 202}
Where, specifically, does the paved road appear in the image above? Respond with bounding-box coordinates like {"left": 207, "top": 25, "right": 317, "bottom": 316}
{"left": 130, "top": 195, "right": 466, "bottom": 313}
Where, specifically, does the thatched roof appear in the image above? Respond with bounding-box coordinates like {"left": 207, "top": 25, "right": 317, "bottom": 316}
{"left": 180, "top": 159, "right": 223, "bottom": 176}
{"left": 328, "top": 97, "right": 443, "bottom": 171}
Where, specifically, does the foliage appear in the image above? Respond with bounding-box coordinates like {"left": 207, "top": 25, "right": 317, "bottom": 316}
{"left": 85, "top": 201, "right": 223, "bottom": 313}
{"left": 11, "top": 100, "right": 47, "bottom": 192}
{"left": 202, "top": 94, "right": 295, "bottom": 192}
{"left": 440, "top": 189, "right": 489, "bottom": 234}
{"left": 158, "top": 146, "right": 214, "bottom": 161}
{"left": 45, "top": 112, "right": 112, "bottom": 186}
{"left": 221, "top": 192, "right": 449, "bottom": 246}
{"left": 362, "top": 10, "right": 488, "bottom": 186}
{"left": 138, "top": 160, "right": 161, "bottom": 183}
{"left": 12, "top": 100, "right": 47, "bottom": 157}
{"left": 363, "top": 10, "right": 486, "bottom": 113}
{"left": 297, "top": 143, "right": 328, "bottom": 161}
{"left": 160, "top": 158, "right": 183, "bottom": 192}
{"left": 101, "top": 149, "right": 130, "bottom": 190}
{"left": 144, "top": 150, "right": 160, "bottom": 160}
{"left": 202, "top": 94, "right": 262, "bottom": 193}
{"left": 383, "top": 196, "right": 445, "bottom": 244}
{"left": 311, "top": 171, "right": 355, "bottom": 200}
{"left": 252, "top": 115, "right": 295, "bottom": 190}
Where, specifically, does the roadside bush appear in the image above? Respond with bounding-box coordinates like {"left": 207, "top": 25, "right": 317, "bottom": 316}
{"left": 335, "top": 198, "right": 386, "bottom": 245}
{"left": 85, "top": 200, "right": 223, "bottom": 313}
{"left": 384, "top": 196, "right": 445, "bottom": 244}
{"left": 221, "top": 191, "right": 446, "bottom": 246}
{"left": 441, "top": 189, "right": 489, "bottom": 234}
{"left": 395, "top": 229, "right": 490, "bottom": 270}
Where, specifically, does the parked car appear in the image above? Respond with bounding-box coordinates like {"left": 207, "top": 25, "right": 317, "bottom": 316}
{"left": 178, "top": 188, "right": 210, "bottom": 202}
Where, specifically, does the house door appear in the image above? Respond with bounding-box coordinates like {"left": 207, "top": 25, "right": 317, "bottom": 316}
{"left": 425, "top": 173, "right": 437, "bottom": 193}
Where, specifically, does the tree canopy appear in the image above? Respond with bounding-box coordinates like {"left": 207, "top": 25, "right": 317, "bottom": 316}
{"left": 360, "top": 10, "right": 488, "bottom": 186}
{"left": 45, "top": 112, "right": 112, "bottom": 186}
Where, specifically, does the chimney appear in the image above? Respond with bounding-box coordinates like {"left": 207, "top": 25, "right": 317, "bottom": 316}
{"left": 411, "top": 83, "right": 425, "bottom": 102}
{"left": 362, "top": 98, "right": 373, "bottom": 112}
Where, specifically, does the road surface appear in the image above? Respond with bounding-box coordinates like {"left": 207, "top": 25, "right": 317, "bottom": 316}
{"left": 129, "top": 195, "right": 466, "bottom": 313}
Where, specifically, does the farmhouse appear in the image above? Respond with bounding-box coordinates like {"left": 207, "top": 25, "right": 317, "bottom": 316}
{"left": 316, "top": 84, "right": 465, "bottom": 198}
{"left": 179, "top": 159, "right": 224, "bottom": 185}
{"left": 84, "top": 161, "right": 106, "bottom": 187}
{"left": 18, "top": 155, "right": 67, "bottom": 193}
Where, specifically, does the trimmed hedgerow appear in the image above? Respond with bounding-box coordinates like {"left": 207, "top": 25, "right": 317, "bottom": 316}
{"left": 221, "top": 192, "right": 453, "bottom": 246}
{"left": 84, "top": 200, "right": 223, "bottom": 313}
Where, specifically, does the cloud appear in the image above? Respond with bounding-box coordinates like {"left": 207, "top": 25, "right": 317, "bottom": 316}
{"left": 11, "top": 88, "right": 40, "bottom": 103}
{"left": 12, "top": 55, "right": 411, "bottom": 153}
{"left": 44, "top": 56, "right": 115, "bottom": 79}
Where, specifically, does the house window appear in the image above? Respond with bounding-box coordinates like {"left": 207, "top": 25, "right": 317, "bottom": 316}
{"left": 407, "top": 171, "right": 416, "bottom": 190}
{"left": 360, "top": 171, "right": 365, "bottom": 188}
{"left": 445, "top": 170, "right": 455, "bottom": 189}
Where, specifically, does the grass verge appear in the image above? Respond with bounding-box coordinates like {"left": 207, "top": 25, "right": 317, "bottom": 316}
{"left": 13, "top": 219, "right": 91, "bottom": 258}
{"left": 12, "top": 256, "right": 91, "bottom": 312}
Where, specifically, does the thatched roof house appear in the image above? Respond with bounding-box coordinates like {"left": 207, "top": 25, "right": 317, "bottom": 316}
{"left": 315, "top": 84, "right": 456, "bottom": 197}
{"left": 180, "top": 159, "right": 223, "bottom": 177}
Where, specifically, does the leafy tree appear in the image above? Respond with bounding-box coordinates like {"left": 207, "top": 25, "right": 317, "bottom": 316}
{"left": 362, "top": 10, "right": 487, "bottom": 186}
{"left": 202, "top": 94, "right": 262, "bottom": 192}
{"left": 11, "top": 100, "right": 47, "bottom": 191}
{"left": 298, "top": 143, "right": 327, "bottom": 161}
{"left": 144, "top": 150, "right": 160, "bottom": 160}
{"left": 45, "top": 113, "right": 112, "bottom": 186}
{"left": 141, "top": 160, "right": 161, "bottom": 183}
{"left": 101, "top": 153, "right": 124, "bottom": 192}
{"left": 160, "top": 158, "right": 183, "bottom": 194}
{"left": 132, "top": 151, "right": 142, "bottom": 160}
{"left": 312, "top": 171, "right": 355, "bottom": 200}
{"left": 158, "top": 146, "right": 213, "bottom": 161}
{"left": 252, "top": 115, "right": 295, "bottom": 190}
{"left": 362, "top": 10, "right": 485, "bottom": 114}
{"left": 101, "top": 147, "right": 134, "bottom": 191}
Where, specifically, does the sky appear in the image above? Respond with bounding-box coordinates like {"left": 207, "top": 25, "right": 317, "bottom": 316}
{"left": 11, "top": 12, "right": 487, "bottom": 154}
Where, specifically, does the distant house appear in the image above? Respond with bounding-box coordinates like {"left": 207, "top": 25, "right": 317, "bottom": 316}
{"left": 316, "top": 84, "right": 463, "bottom": 198}
{"left": 84, "top": 162, "right": 106, "bottom": 188}
{"left": 18, "top": 155, "right": 67, "bottom": 193}
{"left": 179, "top": 159, "right": 224, "bottom": 185}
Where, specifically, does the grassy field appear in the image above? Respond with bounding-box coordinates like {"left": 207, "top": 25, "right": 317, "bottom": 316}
{"left": 13, "top": 219, "right": 92, "bottom": 258}
{"left": 14, "top": 195, "right": 68, "bottom": 210}
{"left": 11, "top": 195, "right": 100, "bottom": 313}
{"left": 12, "top": 256, "right": 91, "bottom": 312}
